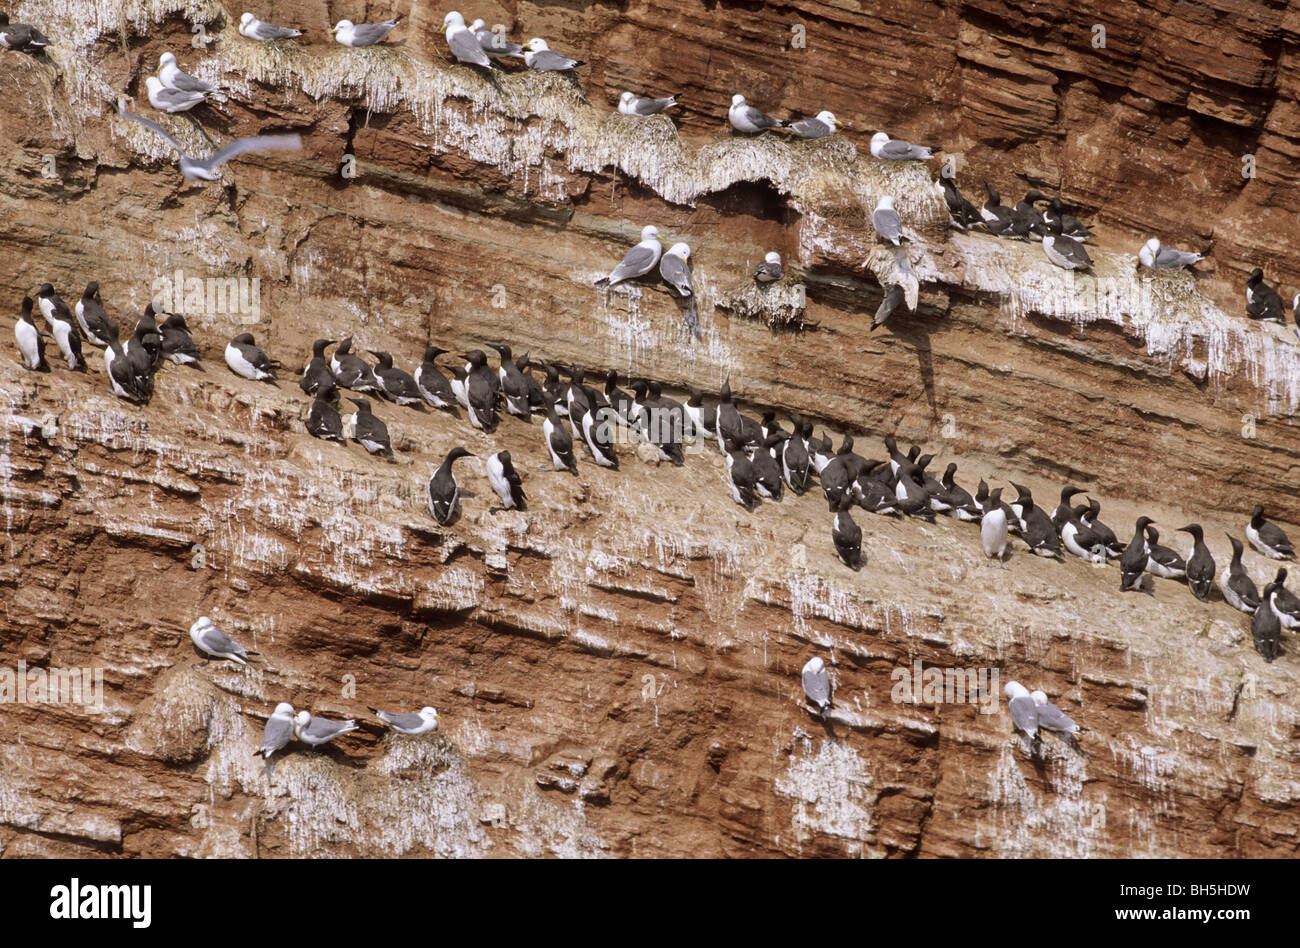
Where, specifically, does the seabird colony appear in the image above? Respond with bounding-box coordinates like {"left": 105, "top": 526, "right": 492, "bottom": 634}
{"left": 7, "top": 7, "right": 1297, "bottom": 770}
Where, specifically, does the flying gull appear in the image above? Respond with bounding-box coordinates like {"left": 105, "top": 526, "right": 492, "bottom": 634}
{"left": 524, "top": 38, "right": 583, "bottom": 72}
{"left": 238, "top": 13, "right": 303, "bottom": 41}
{"left": 370, "top": 706, "right": 440, "bottom": 734}
{"left": 788, "top": 110, "right": 843, "bottom": 139}
{"left": 293, "top": 710, "right": 359, "bottom": 747}
{"left": 119, "top": 105, "right": 301, "bottom": 181}
{"left": 331, "top": 17, "right": 401, "bottom": 47}
{"left": 596, "top": 225, "right": 662, "bottom": 286}
{"left": 255, "top": 703, "right": 296, "bottom": 759}
{"left": 728, "top": 94, "right": 786, "bottom": 134}
{"left": 870, "top": 131, "right": 933, "bottom": 161}
{"left": 189, "top": 616, "right": 257, "bottom": 665}
{"left": 619, "top": 91, "right": 679, "bottom": 116}
{"left": 1138, "top": 237, "right": 1202, "bottom": 270}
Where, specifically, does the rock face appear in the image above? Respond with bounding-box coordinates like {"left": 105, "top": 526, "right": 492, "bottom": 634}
{"left": 0, "top": 0, "right": 1297, "bottom": 858}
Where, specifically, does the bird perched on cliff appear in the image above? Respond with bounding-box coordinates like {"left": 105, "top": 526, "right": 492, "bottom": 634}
{"left": 15, "top": 298, "right": 50, "bottom": 372}
{"left": 255, "top": 702, "right": 297, "bottom": 759}
{"left": 801, "top": 657, "right": 833, "bottom": 715}
{"left": 330, "top": 337, "right": 382, "bottom": 394}
{"left": 1220, "top": 535, "right": 1260, "bottom": 613}
{"left": 1059, "top": 506, "right": 1106, "bottom": 565}
{"left": 74, "top": 282, "right": 118, "bottom": 348}
{"left": 119, "top": 105, "right": 302, "bottom": 181}
{"left": 596, "top": 225, "right": 662, "bottom": 287}
{"left": 871, "top": 195, "right": 904, "bottom": 246}
{"left": 788, "top": 110, "right": 842, "bottom": 139}
{"left": 659, "top": 243, "right": 693, "bottom": 297}
{"left": 238, "top": 12, "right": 303, "bottom": 42}
{"left": 1245, "top": 269, "right": 1284, "bottom": 322}
{"left": 1010, "top": 191, "right": 1050, "bottom": 240}
{"left": 979, "top": 183, "right": 1016, "bottom": 236}
{"left": 619, "top": 91, "right": 678, "bottom": 116}
{"left": 299, "top": 339, "right": 337, "bottom": 399}
{"left": 1176, "top": 525, "right": 1215, "bottom": 602}
{"left": 189, "top": 616, "right": 258, "bottom": 665}
{"left": 1008, "top": 483, "right": 1061, "bottom": 559}
{"left": 1251, "top": 582, "right": 1282, "bottom": 662}
{"left": 1030, "top": 690, "right": 1080, "bottom": 736}
{"left": 1040, "top": 196, "right": 1093, "bottom": 241}
{"left": 486, "top": 343, "right": 531, "bottom": 419}
{"left": 414, "top": 346, "right": 457, "bottom": 410}
{"left": 1041, "top": 217, "right": 1093, "bottom": 271}
{"left": 869, "top": 131, "right": 933, "bottom": 161}
{"left": 1246, "top": 504, "right": 1294, "bottom": 560}
{"left": 104, "top": 336, "right": 149, "bottom": 403}
{"left": 331, "top": 16, "right": 401, "bottom": 46}
{"left": 1138, "top": 238, "right": 1202, "bottom": 270}
{"left": 1003, "top": 681, "right": 1040, "bottom": 752}
{"left": 347, "top": 398, "right": 392, "bottom": 455}
{"left": 370, "top": 706, "right": 440, "bottom": 735}
{"left": 35, "top": 284, "right": 84, "bottom": 372}
{"left": 541, "top": 403, "right": 578, "bottom": 474}
{"left": 728, "top": 94, "right": 787, "bottom": 134}
{"left": 724, "top": 438, "right": 758, "bottom": 510}
{"left": 469, "top": 18, "right": 525, "bottom": 59}
{"left": 225, "top": 332, "right": 278, "bottom": 383}
{"left": 981, "top": 487, "right": 1009, "bottom": 564}
{"left": 428, "top": 446, "right": 474, "bottom": 525}
{"left": 753, "top": 251, "right": 783, "bottom": 284}
{"left": 1267, "top": 568, "right": 1300, "bottom": 629}
{"left": 440, "top": 11, "right": 493, "bottom": 67}
{"left": 457, "top": 350, "right": 500, "bottom": 431}
{"left": 158, "top": 52, "right": 223, "bottom": 101}
{"left": 157, "top": 313, "right": 201, "bottom": 367}
{"left": 524, "top": 38, "right": 583, "bottom": 72}
{"left": 125, "top": 309, "right": 162, "bottom": 384}
{"left": 144, "top": 75, "right": 208, "bottom": 113}
{"left": 367, "top": 350, "right": 424, "bottom": 407}
{"left": 1118, "top": 516, "right": 1153, "bottom": 592}
{"left": 1144, "top": 525, "right": 1187, "bottom": 580}
{"left": 293, "top": 711, "right": 358, "bottom": 747}
{"left": 935, "top": 177, "right": 981, "bottom": 231}
{"left": 486, "top": 450, "right": 527, "bottom": 511}
{"left": 307, "top": 395, "right": 346, "bottom": 443}
{"left": 832, "top": 495, "right": 863, "bottom": 570}
{"left": 0, "top": 13, "right": 50, "bottom": 53}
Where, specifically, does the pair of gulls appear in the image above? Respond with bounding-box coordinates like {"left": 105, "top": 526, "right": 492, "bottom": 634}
{"left": 727, "top": 95, "right": 844, "bottom": 140}
{"left": 236, "top": 12, "right": 401, "bottom": 46}
{"left": 256, "top": 702, "right": 440, "bottom": 759}
{"left": 597, "top": 226, "right": 694, "bottom": 298}
{"left": 441, "top": 11, "right": 582, "bottom": 72}
{"left": 1004, "top": 681, "right": 1080, "bottom": 750}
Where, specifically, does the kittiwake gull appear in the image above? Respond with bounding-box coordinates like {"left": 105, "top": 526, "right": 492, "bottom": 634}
{"left": 119, "top": 105, "right": 301, "bottom": 181}
{"left": 331, "top": 17, "right": 401, "bottom": 47}
{"left": 255, "top": 702, "right": 296, "bottom": 758}
{"left": 801, "top": 656, "right": 832, "bottom": 714}
{"left": 189, "top": 616, "right": 257, "bottom": 665}
{"left": 872, "top": 195, "right": 904, "bottom": 245}
{"left": 442, "top": 11, "right": 492, "bottom": 67}
{"left": 659, "top": 242, "right": 693, "bottom": 297}
{"left": 370, "top": 706, "right": 440, "bottom": 734}
{"left": 753, "top": 251, "right": 783, "bottom": 283}
{"left": 1030, "top": 690, "right": 1080, "bottom": 735}
{"left": 870, "top": 131, "right": 933, "bottom": 161}
{"left": 619, "top": 91, "right": 679, "bottom": 115}
{"left": 1004, "top": 681, "right": 1039, "bottom": 744}
{"left": 144, "top": 75, "right": 207, "bottom": 113}
{"left": 728, "top": 94, "right": 786, "bottom": 134}
{"left": 469, "top": 18, "right": 524, "bottom": 58}
{"left": 293, "top": 710, "right": 359, "bottom": 747}
{"left": 1138, "top": 237, "right": 1202, "bottom": 270}
{"left": 238, "top": 12, "right": 302, "bottom": 41}
{"left": 158, "top": 52, "right": 221, "bottom": 98}
{"left": 788, "top": 110, "right": 842, "bottom": 139}
{"left": 524, "top": 37, "right": 583, "bottom": 71}
{"left": 597, "top": 225, "right": 662, "bottom": 286}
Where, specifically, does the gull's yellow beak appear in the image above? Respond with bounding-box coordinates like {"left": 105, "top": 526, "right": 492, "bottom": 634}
{"left": 836, "top": 119, "right": 847, "bottom": 127}
{"left": 439, "top": 24, "right": 447, "bottom": 32}
{"left": 329, "top": 27, "right": 337, "bottom": 34}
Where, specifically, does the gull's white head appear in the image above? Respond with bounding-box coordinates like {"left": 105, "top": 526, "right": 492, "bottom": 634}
{"left": 877, "top": 195, "right": 896, "bottom": 210}
{"left": 330, "top": 19, "right": 353, "bottom": 34}
{"left": 527, "top": 37, "right": 550, "bottom": 51}
{"left": 144, "top": 76, "right": 165, "bottom": 94}
{"left": 442, "top": 11, "right": 465, "bottom": 31}
{"left": 189, "top": 616, "right": 214, "bottom": 635}
{"left": 816, "top": 110, "right": 838, "bottom": 126}
{"left": 1004, "top": 680, "right": 1029, "bottom": 700}
{"left": 294, "top": 710, "right": 311, "bottom": 730}
{"left": 620, "top": 91, "right": 634, "bottom": 104}
{"left": 469, "top": 18, "right": 485, "bottom": 31}
{"left": 421, "top": 707, "right": 440, "bottom": 726}
{"left": 1143, "top": 237, "right": 1161, "bottom": 253}
{"left": 667, "top": 242, "right": 690, "bottom": 259}
{"left": 804, "top": 656, "right": 824, "bottom": 674}
{"left": 640, "top": 224, "right": 660, "bottom": 242}
{"left": 764, "top": 251, "right": 781, "bottom": 265}
{"left": 731, "top": 93, "right": 746, "bottom": 107}
{"left": 871, "top": 131, "right": 890, "bottom": 147}
{"left": 1030, "top": 690, "right": 1050, "bottom": 707}
{"left": 272, "top": 702, "right": 294, "bottom": 717}
{"left": 240, "top": 12, "right": 255, "bottom": 27}
{"left": 159, "top": 51, "right": 177, "bottom": 68}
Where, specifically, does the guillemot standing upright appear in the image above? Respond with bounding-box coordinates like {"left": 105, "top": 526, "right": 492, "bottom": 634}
{"left": 15, "top": 297, "right": 50, "bottom": 371}
{"left": 300, "top": 338, "right": 338, "bottom": 399}
{"left": 832, "top": 495, "right": 862, "bottom": 570}
{"left": 724, "top": 438, "right": 757, "bottom": 510}
{"left": 75, "top": 282, "right": 119, "bottom": 348}
{"left": 1268, "top": 568, "right": 1300, "bottom": 629}
{"left": 1251, "top": 580, "right": 1282, "bottom": 662}
{"left": 542, "top": 404, "right": 578, "bottom": 474}
{"left": 486, "top": 450, "right": 526, "bottom": 511}
{"left": 1177, "top": 524, "right": 1215, "bottom": 602}
{"left": 1220, "top": 535, "right": 1260, "bottom": 613}
{"left": 414, "top": 346, "right": 457, "bottom": 410}
{"left": 1144, "top": 525, "right": 1186, "bottom": 580}
{"left": 348, "top": 398, "right": 391, "bottom": 456}
{"left": 307, "top": 396, "right": 345, "bottom": 443}
{"left": 1119, "top": 517, "right": 1154, "bottom": 592}
{"left": 36, "top": 284, "right": 84, "bottom": 371}
{"left": 981, "top": 487, "right": 1009, "bottom": 565}
{"left": 428, "top": 447, "right": 474, "bottom": 526}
